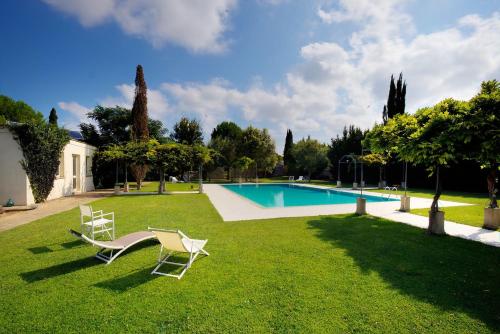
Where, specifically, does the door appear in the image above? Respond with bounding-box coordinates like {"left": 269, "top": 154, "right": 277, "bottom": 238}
{"left": 72, "top": 155, "right": 80, "bottom": 192}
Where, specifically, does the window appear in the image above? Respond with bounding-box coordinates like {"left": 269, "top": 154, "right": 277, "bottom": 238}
{"left": 56, "top": 153, "right": 64, "bottom": 178}
{"left": 86, "top": 156, "right": 92, "bottom": 176}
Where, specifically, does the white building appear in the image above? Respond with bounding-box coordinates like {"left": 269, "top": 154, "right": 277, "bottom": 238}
{"left": 0, "top": 127, "right": 96, "bottom": 206}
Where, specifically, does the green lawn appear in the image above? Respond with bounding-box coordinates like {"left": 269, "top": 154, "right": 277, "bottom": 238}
{"left": 0, "top": 194, "right": 499, "bottom": 332}
{"left": 367, "top": 188, "right": 494, "bottom": 230}
{"left": 129, "top": 181, "right": 200, "bottom": 192}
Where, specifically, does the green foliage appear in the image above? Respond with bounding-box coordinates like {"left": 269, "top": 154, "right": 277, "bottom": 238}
{"left": 9, "top": 121, "right": 70, "bottom": 202}
{"left": 48, "top": 108, "right": 58, "bottom": 126}
{"left": 240, "top": 126, "right": 277, "bottom": 174}
{"left": 80, "top": 105, "right": 167, "bottom": 146}
{"left": 131, "top": 65, "right": 149, "bottom": 141}
{"left": 233, "top": 156, "right": 254, "bottom": 172}
{"left": 360, "top": 153, "right": 387, "bottom": 166}
{"left": 283, "top": 129, "right": 295, "bottom": 173}
{"left": 0, "top": 95, "right": 44, "bottom": 123}
{"left": 293, "top": 136, "right": 329, "bottom": 179}
{"left": 171, "top": 117, "right": 203, "bottom": 145}
{"left": 328, "top": 125, "right": 365, "bottom": 173}
{"left": 209, "top": 122, "right": 242, "bottom": 176}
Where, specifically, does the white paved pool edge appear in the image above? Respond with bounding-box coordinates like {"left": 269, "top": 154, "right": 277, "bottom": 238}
{"left": 203, "top": 183, "right": 499, "bottom": 248}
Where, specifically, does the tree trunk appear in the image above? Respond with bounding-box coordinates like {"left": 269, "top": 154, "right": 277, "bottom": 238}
{"left": 308, "top": 170, "right": 312, "bottom": 182}
{"left": 430, "top": 166, "right": 441, "bottom": 213}
{"left": 159, "top": 169, "right": 165, "bottom": 194}
{"left": 115, "top": 161, "right": 119, "bottom": 185}
{"left": 487, "top": 165, "right": 498, "bottom": 208}
{"left": 124, "top": 163, "right": 129, "bottom": 192}
{"left": 131, "top": 164, "right": 148, "bottom": 190}
{"left": 379, "top": 166, "right": 383, "bottom": 183}
{"left": 428, "top": 165, "right": 445, "bottom": 235}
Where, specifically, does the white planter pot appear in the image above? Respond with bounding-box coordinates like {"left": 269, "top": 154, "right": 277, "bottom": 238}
{"left": 483, "top": 207, "right": 500, "bottom": 230}
{"left": 114, "top": 185, "right": 121, "bottom": 195}
{"left": 399, "top": 196, "right": 411, "bottom": 212}
{"left": 352, "top": 182, "right": 358, "bottom": 189}
{"left": 378, "top": 181, "right": 387, "bottom": 189}
{"left": 428, "top": 210, "right": 445, "bottom": 235}
{"left": 356, "top": 197, "right": 367, "bottom": 215}
{"left": 337, "top": 181, "right": 342, "bottom": 187}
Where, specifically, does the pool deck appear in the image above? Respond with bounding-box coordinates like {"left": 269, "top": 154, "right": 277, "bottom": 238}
{"left": 204, "top": 183, "right": 499, "bottom": 248}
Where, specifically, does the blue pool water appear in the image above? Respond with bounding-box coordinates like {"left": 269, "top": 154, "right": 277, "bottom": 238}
{"left": 222, "top": 183, "right": 397, "bottom": 208}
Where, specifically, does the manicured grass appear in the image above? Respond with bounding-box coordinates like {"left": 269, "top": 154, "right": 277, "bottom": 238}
{"left": 367, "top": 188, "right": 494, "bottom": 230}
{"left": 129, "top": 181, "right": 200, "bottom": 192}
{"left": 0, "top": 194, "right": 499, "bottom": 332}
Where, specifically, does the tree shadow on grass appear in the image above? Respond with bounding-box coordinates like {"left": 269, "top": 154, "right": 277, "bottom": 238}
{"left": 20, "top": 257, "right": 101, "bottom": 283}
{"left": 94, "top": 267, "right": 159, "bottom": 292}
{"left": 307, "top": 214, "right": 500, "bottom": 331}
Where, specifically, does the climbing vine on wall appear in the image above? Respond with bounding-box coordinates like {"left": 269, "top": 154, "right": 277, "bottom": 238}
{"left": 9, "top": 121, "right": 70, "bottom": 203}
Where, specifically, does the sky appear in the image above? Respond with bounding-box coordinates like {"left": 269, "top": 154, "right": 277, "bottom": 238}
{"left": 1, "top": 0, "right": 499, "bottom": 152}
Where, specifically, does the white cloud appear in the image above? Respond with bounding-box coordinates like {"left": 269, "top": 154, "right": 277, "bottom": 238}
{"left": 43, "top": 0, "right": 237, "bottom": 53}
{"left": 58, "top": 101, "right": 91, "bottom": 120}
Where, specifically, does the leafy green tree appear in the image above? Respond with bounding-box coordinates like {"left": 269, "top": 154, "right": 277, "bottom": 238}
{"left": 209, "top": 121, "right": 242, "bottom": 179}
{"left": 9, "top": 121, "right": 70, "bottom": 202}
{"left": 465, "top": 80, "right": 500, "bottom": 208}
{"left": 154, "top": 143, "right": 190, "bottom": 193}
{"left": 171, "top": 117, "right": 203, "bottom": 145}
{"left": 233, "top": 156, "right": 254, "bottom": 181}
{"left": 100, "top": 144, "right": 127, "bottom": 185}
{"left": 48, "top": 108, "right": 58, "bottom": 126}
{"left": 283, "top": 129, "right": 295, "bottom": 174}
{"left": 293, "top": 136, "right": 329, "bottom": 181}
{"left": 396, "top": 99, "right": 469, "bottom": 233}
{"left": 0, "top": 95, "right": 44, "bottom": 123}
{"left": 240, "top": 126, "right": 277, "bottom": 175}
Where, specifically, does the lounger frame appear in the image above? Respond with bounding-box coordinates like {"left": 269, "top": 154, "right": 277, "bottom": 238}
{"left": 69, "top": 229, "right": 156, "bottom": 264}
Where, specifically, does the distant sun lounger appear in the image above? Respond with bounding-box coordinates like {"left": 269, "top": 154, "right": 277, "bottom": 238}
{"left": 69, "top": 229, "right": 156, "bottom": 264}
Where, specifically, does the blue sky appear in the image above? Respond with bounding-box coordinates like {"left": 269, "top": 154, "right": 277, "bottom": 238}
{"left": 1, "top": 0, "right": 499, "bottom": 151}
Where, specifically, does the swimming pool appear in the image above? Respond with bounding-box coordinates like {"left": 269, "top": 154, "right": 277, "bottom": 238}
{"left": 222, "top": 184, "right": 397, "bottom": 208}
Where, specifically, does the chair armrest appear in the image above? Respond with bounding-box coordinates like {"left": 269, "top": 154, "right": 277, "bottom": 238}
{"left": 92, "top": 210, "right": 103, "bottom": 215}
{"left": 100, "top": 212, "right": 114, "bottom": 218}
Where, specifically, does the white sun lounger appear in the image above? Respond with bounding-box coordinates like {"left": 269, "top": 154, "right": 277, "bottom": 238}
{"left": 148, "top": 227, "right": 209, "bottom": 279}
{"left": 69, "top": 229, "right": 156, "bottom": 264}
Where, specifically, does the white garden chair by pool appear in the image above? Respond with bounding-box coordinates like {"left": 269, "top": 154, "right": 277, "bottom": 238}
{"left": 148, "top": 227, "right": 209, "bottom": 279}
{"left": 79, "top": 204, "right": 115, "bottom": 240}
{"left": 288, "top": 176, "right": 295, "bottom": 182}
{"left": 296, "top": 176, "right": 305, "bottom": 182}
{"left": 69, "top": 229, "right": 156, "bottom": 264}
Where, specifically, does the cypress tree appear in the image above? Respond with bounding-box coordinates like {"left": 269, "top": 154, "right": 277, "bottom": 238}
{"left": 283, "top": 129, "right": 294, "bottom": 173}
{"left": 131, "top": 65, "right": 149, "bottom": 141}
{"left": 48, "top": 108, "right": 58, "bottom": 126}
{"left": 130, "top": 65, "right": 150, "bottom": 190}
{"left": 385, "top": 73, "right": 406, "bottom": 119}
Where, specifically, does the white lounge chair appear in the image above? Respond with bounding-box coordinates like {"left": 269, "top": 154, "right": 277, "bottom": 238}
{"left": 296, "top": 176, "right": 304, "bottom": 182}
{"left": 79, "top": 204, "right": 115, "bottom": 240}
{"left": 288, "top": 176, "right": 295, "bottom": 182}
{"left": 69, "top": 229, "right": 156, "bottom": 264}
{"left": 149, "top": 227, "right": 209, "bottom": 279}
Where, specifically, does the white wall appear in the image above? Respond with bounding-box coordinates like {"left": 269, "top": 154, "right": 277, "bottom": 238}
{"left": 47, "top": 139, "right": 96, "bottom": 200}
{"left": 0, "top": 128, "right": 96, "bottom": 205}
{"left": 0, "top": 128, "right": 31, "bottom": 206}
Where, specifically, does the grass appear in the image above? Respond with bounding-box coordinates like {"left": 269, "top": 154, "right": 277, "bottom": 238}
{"left": 366, "top": 188, "right": 494, "bottom": 230}
{"left": 0, "top": 194, "right": 499, "bottom": 332}
{"left": 128, "top": 181, "right": 200, "bottom": 192}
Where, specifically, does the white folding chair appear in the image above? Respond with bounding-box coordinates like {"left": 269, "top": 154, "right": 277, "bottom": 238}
{"left": 79, "top": 204, "right": 115, "bottom": 240}
{"left": 148, "top": 227, "right": 209, "bottom": 279}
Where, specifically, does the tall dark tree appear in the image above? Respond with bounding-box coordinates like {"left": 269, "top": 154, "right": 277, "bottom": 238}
{"left": 130, "top": 65, "right": 150, "bottom": 189}
{"left": 48, "top": 108, "right": 58, "bottom": 126}
{"left": 283, "top": 129, "right": 295, "bottom": 174}
{"left": 131, "top": 65, "right": 149, "bottom": 141}
{"left": 383, "top": 73, "right": 407, "bottom": 121}
{"left": 171, "top": 117, "right": 203, "bottom": 145}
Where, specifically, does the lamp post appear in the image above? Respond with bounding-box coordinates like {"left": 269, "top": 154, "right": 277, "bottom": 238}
{"left": 356, "top": 147, "right": 367, "bottom": 215}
